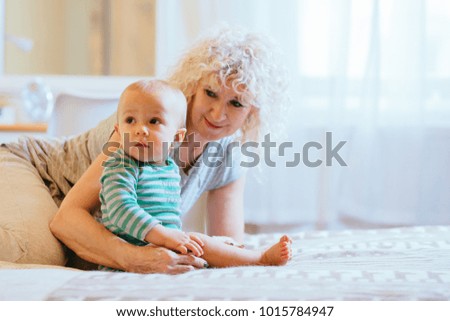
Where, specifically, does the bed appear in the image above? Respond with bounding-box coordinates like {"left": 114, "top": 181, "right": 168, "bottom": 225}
{"left": 1, "top": 225, "right": 449, "bottom": 300}
{"left": 1, "top": 76, "right": 448, "bottom": 301}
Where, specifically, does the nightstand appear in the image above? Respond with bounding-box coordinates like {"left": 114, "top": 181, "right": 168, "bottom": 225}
{"left": 0, "top": 123, "right": 48, "bottom": 143}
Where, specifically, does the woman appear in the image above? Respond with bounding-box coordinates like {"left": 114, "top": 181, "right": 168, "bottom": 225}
{"left": 0, "top": 27, "right": 288, "bottom": 273}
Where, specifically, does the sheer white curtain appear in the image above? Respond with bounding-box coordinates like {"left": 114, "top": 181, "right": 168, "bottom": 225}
{"left": 0, "top": 0, "right": 4, "bottom": 74}
{"left": 154, "top": 0, "right": 299, "bottom": 77}
{"left": 333, "top": 0, "right": 450, "bottom": 228}
{"left": 155, "top": 0, "right": 450, "bottom": 229}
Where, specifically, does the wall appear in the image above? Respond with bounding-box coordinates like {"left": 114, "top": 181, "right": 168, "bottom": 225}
{"left": 109, "top": 0, "right": 156, "bottom": 75}
{"left": 4, "top": 0, "right": 156, "bottom": 75}
{"left": 5, "top": 0, "right": 66, "bottom": 74}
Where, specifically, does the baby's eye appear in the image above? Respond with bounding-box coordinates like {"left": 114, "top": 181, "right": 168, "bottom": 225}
{"left": 230, "top": 99, "right": 243, "bottom": 108}
{"left": 125, "top": 117, "right": 135, "bottom": 124}
{"left": 205, "top": 89, "right": 217, "bottom": 98}
{"left": 149, "top": 118, "right": 161, "bottom": 125}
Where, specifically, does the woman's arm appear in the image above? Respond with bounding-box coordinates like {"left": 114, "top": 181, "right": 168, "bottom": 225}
{"left": 50, "top": 132, "right": 207, "bottom": 273}
{"left": 206, "top": 176, "right": 246, "bottom": 243}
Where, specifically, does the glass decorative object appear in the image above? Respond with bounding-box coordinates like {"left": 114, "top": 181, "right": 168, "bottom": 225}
{"left": 21, "top": 78, "right": 54, "bottom": 122}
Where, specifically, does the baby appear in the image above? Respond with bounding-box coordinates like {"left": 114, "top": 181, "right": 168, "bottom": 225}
{"left": 100, "top": 79, "right": 292, "bottom": 270}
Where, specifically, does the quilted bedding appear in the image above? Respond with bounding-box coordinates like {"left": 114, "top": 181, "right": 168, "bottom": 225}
{"left": 1, "top": 226, "right": 449, "bottom": 300}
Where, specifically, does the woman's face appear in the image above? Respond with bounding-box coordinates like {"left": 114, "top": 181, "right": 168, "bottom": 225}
{"left": 187, "top": 82, "right": 255, "bottom": 142}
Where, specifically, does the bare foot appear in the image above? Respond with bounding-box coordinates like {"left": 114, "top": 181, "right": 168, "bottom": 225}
{"left": 260, "top": 235, "right": 293, "bottom": 266}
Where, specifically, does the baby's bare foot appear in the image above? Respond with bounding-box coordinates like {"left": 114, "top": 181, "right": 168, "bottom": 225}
{"left": 261, "top": 235, "right": 293, "bottom": 266}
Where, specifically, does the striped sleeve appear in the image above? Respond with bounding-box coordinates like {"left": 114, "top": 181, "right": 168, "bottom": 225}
{"left": 100, "top": 165, "right": 160, "bottom": 241}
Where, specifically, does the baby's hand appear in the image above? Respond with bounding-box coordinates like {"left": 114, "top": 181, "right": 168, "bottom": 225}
{"left": 161, "top": 228, "right": 204, "bottom": 257}
{"left": 145, "top": 225, "right": 205, "bottom": 256}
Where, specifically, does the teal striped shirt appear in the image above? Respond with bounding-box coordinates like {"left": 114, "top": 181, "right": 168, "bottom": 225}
{"left": 100, "top": 148, "right": 182, "bottom": 246}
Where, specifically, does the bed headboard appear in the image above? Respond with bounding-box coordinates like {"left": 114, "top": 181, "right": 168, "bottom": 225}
{"left": 47, "top": 92, "right": 118, "bottom": 137}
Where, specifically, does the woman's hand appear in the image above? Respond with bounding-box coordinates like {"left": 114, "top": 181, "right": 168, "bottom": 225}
{"left": 123, "top": 243, "right": 208, "bottom": 274}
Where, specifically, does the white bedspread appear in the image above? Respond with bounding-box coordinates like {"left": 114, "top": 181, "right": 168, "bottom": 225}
{"left": 1, "top": 226, "right": 449, "bottom": 300}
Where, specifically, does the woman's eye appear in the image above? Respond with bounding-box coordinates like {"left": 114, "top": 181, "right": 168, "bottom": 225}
{"left": 230, "top": 100, "right": 243, "bottom": 108}
{"left": 149, "top": 118, "right": 160, "bottom": 125}
{"left": 125, "top": 117, "right": 135, "bottom": 124}
{"left": 205, "top": 89, "right": 217, "bottom": 98}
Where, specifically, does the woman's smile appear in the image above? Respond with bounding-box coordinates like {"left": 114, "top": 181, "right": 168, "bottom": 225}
{"left": 204, "top": 117, "right": 224, "bottom": 130}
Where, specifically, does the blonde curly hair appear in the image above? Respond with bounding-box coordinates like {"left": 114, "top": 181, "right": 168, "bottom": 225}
{"left": 166, "top": 26, "right": 289, "bottom": 142}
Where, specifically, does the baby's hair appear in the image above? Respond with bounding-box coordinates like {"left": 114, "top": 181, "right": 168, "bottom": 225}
{"left": 167, "top": 26, "right": 289, "bottom": 142}
{"left": 119, "top": 79, "right": 187, "bottom": 128}
{"left": 126, "top": 79, "right": 171, "bottom": 94}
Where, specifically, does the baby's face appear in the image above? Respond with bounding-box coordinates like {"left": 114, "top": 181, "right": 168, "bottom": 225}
{"left": 116, "top": 88, "right": 185, "bottom": 164}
